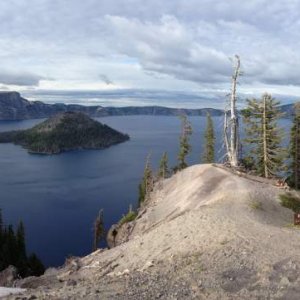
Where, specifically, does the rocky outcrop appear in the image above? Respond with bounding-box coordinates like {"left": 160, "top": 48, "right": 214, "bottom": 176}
{"left": 0, "top": 266, "right": 17, "bottom": 287}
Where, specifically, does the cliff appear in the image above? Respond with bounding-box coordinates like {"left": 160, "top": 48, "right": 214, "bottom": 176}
{"left": 0, "top": 91, "right": 223, "bottom": 120}
{"left": 0, "top": 92, "right": 296, "bottom": 121}
{"left": 3, "top": 164, "right": 300, "bottom": 299}
{"left": 0, "top": 112, "right": 129, "bottom": 154}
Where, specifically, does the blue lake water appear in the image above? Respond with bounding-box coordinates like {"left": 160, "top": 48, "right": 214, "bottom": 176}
{"left": 0, "top": 116, "right": 291, "bottom": 266}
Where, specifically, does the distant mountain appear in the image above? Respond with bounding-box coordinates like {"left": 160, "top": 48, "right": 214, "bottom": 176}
{"left": 0, "top": 112, "right": 129, "bottom": 154}
{"left": 0, "top": 91, "right": 297, "bottom": 120}
{"left": 0, "top": 92, "right": 223, "bottom": 120}
{"left": 279, "top": 103, "right": 298, "bottom": 117}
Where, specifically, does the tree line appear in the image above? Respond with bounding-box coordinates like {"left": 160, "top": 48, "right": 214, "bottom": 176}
{"left": 0, "top": 210, "right": 45, "bottom": 277}
{"left": 137, "top": 112, "right": 215, "bottom": 206}
{"left": 137, "top": 97, "right": 300, "bottom": 208}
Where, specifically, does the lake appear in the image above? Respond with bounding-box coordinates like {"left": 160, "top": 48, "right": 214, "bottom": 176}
{"left": 0, "top": 116, "right": 291, "bottom": 266}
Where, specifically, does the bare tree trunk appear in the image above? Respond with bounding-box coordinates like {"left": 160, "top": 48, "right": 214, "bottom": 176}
{"left": 225, "top": 55, "right": 240, "bottom": 167}
{"left": 224, "top": 109, "right": 230, "bottom": 161}
{"left": 295, "top": 108, "right": 299, "bottom": 189}
{"left": 263, "top": 95, "right": 268, "bottom": 178}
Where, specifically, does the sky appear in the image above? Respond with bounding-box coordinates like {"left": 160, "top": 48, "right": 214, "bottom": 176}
{"left": 1, "top": 0, "right": 300, "bottom": 108}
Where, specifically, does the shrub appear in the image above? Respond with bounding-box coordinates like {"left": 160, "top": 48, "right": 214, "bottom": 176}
{"left": 119, "top": 211, "right": 137, "bottom": 226}
{"left": 249, "top": 200, "right": 263, "bottom": 210}
{"left": 279, "top": 193, "right": 300, "bottom": 213}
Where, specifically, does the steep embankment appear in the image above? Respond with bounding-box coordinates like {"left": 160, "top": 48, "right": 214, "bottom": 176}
{"left": 3, "top": 164, "right": 300, "bottom": 299}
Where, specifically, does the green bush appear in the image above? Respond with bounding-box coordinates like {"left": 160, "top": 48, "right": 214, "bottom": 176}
{"left": 119, "top": 211, "right": 137, "bottom": 226}
{"left": 279, "top": 193, "right": 300, "bottom": 213}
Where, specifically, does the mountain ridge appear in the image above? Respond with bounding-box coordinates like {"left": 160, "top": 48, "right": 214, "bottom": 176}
{"left": 0, "top": 91, "right": 297, "bottom": 120}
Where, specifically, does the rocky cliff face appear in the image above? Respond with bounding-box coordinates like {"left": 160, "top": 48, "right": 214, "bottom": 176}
{"left": 0, "top": 91, "right": 296, "bottom": 121}
{"left": 0, "top": 92, "right": 224, "bottom": 120}
{"left": 0, "top": 92, "right": 98, "bottom": 120}
{"left": 3, "top": 164, "right": 300, "bottom": 299}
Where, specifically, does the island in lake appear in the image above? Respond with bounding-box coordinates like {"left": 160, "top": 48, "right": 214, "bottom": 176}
{"left": 0, "top": 112, "right": 129, "bottom": 154}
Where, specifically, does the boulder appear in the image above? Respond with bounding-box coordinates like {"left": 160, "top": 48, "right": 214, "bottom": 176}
{"left": 0, "top": 265, "right": 18, "bottom": 287}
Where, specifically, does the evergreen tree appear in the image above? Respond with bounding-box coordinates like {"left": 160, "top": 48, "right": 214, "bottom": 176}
{"left": 27, "top": 253, "right": 45, "bottom": 276}
{"left": 16, "top": 221, "right": 26, "bottom": 258}
{"left": 288, "top": 103, "right": 300, "bottom": 188}
{"left": 158, "top": 152, "right": 169, "bottom": 179}
{"left": 202, "top": 113, "right": 215, "bottom": 163}
{"left": 0, "top": 209, "right": 3, "bottom": 249}
{"left": 242, "top": 93, "right": 285, "bottom": 178}
{"left": 177, "top": 115, "right": 192, "bottom": 170}
{"left": 16, "top": 221, "right": 27, "bottom": 276}
{"left": 138, "top": 154, "right": 154, "bottom": 205}
{"left": 0, "top": 212, "right": 44, "bottom": 277}
{"left": 0, "top": 209, "right": 3, "bottom": 232}
{"left": 93, "top": 209, "right": 105, "bottom": 251}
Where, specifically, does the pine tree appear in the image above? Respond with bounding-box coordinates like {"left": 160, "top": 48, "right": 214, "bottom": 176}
{"left": 242, "top": 93, "right": 285, "bottom": 178}
{"left": 27, "top": 253, "right": 45, "bottom": 276}
{"left": 138, "top": 154, "right": 154, "bottom": 205}
{"left": 0, "top": 209, "right": 3, "bottom": 247}
{"left": 93, "top": 209, "right": 105, "bottom": 251}
{"left": 177, "top": 115, "right": 192, "bottom": 170}
{"left": 16, "top": 221, "right": 27, "bottom": 276}
{"left": 0, "top": 209, "right": 3, "bottom": 233}
{"left": 202, "top": 113, "right": 215, "bottom": 163}
{"left": 158, "top": 152, "right": 169, "bottom": 179}
{"left": 288, "top": 103, "right": 300, "bottom": 188}
{"left": 0, "top": 213, "right": 45, "bottom": 277}
{"left": 16, "top": 221, "right": 26, "bottom": 258}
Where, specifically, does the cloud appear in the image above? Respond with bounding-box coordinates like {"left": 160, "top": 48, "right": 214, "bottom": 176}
{"left": 103, "top": 14, "right": 300, "bottom": 88}
{"left": 1, "top": 1, "right": 300, "bottom": 105}
{"left": 104, "top": 15, "right": 232, "bottom": 85}
{"left": 99, "top": 74, "right": 113, "bottom": 85}
{"left": 0, "top": 71, "right": 44, "bottom": 86}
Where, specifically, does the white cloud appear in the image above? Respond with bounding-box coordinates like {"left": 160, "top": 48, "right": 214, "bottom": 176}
{"left": 0, "top": 0, "right": 300, "bottom": 106}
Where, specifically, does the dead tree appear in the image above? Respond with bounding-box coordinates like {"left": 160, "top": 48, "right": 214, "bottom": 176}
{"left": 224, "top": 55, "right": 241, "bottom": 167}
{"left": 93, "top": 209, "right": 105, "bottom": 251}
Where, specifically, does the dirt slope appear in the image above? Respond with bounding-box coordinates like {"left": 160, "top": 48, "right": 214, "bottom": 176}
{"left": 3, "top": 164, "right": 300, "bottom": 299}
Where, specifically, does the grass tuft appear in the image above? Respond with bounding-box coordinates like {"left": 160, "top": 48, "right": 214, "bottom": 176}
{"left": 279, "top": 192, "right": 300, "bottom": 213}
{"left": 119, "top": 211, "right": 137, "bottom": 226}
{"left": 249, "top": 200, "right": 263, "bottom": 210}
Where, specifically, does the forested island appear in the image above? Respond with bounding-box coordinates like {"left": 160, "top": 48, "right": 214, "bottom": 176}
{"left": 0, "top": 112, "right": 129, "bottom": 154}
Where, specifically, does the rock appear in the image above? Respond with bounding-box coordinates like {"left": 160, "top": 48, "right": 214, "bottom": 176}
{"left": 107, "top": 222, "right": 134, "bottom": 248}
{"left": 44, "top": 268, "right": 58, "bottom": 276}
{"left": 0, "top": 265, "right": 18, "bottom": 287}
{"left": 140, "top": 261, "right": 154, "bottom": 271}
{"left": 280, "top": 276, "right": 291, "bottom": 287}
{"left": 66, "top": 279, "right": 77, "bottom": 286}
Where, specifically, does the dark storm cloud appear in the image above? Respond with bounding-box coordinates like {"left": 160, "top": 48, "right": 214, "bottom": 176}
{"left": 0, "top": 71, "right": 44, "bottom": 86}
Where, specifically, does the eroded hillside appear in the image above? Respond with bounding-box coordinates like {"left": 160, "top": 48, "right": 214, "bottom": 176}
{"left": 3, "top": 164, "right": 300, "bottom": 299}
